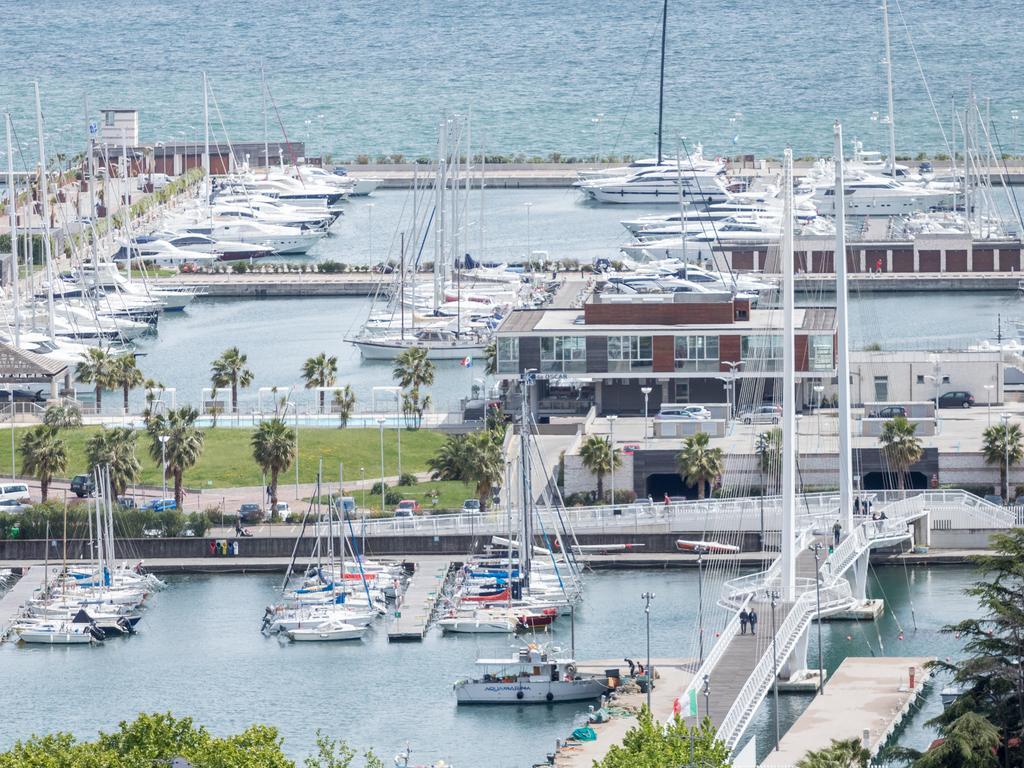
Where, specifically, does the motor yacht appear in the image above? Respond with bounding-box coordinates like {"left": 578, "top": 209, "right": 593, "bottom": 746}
{"left": 453, "top": 645, "right": 607, "bottom": 704}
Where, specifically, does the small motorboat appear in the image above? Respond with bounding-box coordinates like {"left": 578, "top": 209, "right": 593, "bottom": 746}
{"left": 438, "top": 613, "right": 516, "bottom": 634}
{"left": 286, "top": 620, "right": 366, "bottom": 642}
{"left": 14, "top": 620, "right": 103, "bottom": 645}
{"left": 454, "top": 644, "right": 607, "bottom": 704}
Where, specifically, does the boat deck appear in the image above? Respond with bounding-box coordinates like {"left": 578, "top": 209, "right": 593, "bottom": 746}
{"left": 758, "top": 656, "right": 933, "bottom": 766}
{"left": 0, "top": 566, "right": 47, "bottom": 639}
{"left": 386, "top": 560, "right": 451, "bottom": 642}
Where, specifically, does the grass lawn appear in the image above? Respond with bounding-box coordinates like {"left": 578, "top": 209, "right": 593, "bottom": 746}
{"left": 321, "top": 479, "right": 483, "bottom": 514}
{"left": 0, "top": 425, "right": 447, "bottom": 490}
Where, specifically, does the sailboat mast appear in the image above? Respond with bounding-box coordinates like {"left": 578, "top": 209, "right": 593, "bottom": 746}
{"left": 85, "top": 96, "right": 98, "bottom": 272}
{"left": 881, "top": 0, "right": 897, "bottom": 177}
{"left": 33, "top": 82, "right": 56, "bottom": 341}
{"left": 5, "top": 113, "right": 21, "bottom": 347}
{"left": 656, "top": 0, "right": 667, "bottom": 166}
{"left": 203, "top": 72, "right": 211, "bottom": 224}
{"left": 780, "top": 148, "right": 796, "bottom": 598}
{"left": 434, "top": 121, "right": 446, "bottom": 312}
{"left": 261, "top": 61, "right": 269, "bottom": 171}
{"left": 519, "top": 376, "right": 533, "bottom": 586}
{"left": 834, "top": 122, "right": 854, "bottom": 535}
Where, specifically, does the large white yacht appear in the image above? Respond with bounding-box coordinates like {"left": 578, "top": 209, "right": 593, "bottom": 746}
{"left": 803, "top": 162, "right": 955, "bottom": 216}
{"left": 576, "top": 162, "right": 731, "bottom": 205}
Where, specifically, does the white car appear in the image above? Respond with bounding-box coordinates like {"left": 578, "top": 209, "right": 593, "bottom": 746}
{"left": 267, "top": 502, "right": 291, "bottom": 522}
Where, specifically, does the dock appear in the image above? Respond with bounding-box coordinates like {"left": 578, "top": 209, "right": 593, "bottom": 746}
{"left": 550, "top": 658, "right": 694, "bottom": 768}
{"left": 387, "top": 560, "right": 451, "bottom": 642}
{"left": 0, "top": 566, "right": 47, "bottom": 639}
{"left": 759, "top": 656, "right": 933, "bottom": 767}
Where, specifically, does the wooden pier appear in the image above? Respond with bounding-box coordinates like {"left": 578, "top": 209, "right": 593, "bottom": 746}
{"left": 386, "top": 560, "right": 451, "bottom": 642}
{"left": 0, "top": 566, "right": 46, "bottom": 639}
{"left": 759, "top": 656, "right": 933, "bottom": 767}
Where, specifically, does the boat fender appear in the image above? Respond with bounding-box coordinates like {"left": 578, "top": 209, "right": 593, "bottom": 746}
{"left": 516, "top": 690, "right": 525, "bottom": 700}
{"left": 567, "top": 663, "right": 577, "bottom": 676}
{"left": 546, "top": 692, "right": 554, "bottom": 702}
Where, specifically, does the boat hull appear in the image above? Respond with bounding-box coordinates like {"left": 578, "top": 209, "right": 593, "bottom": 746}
{"left": 454, "top": 678, "right": 607, "bottom": 704}
{"left": 352, "top": 339, "right": 487, "bottom": 361}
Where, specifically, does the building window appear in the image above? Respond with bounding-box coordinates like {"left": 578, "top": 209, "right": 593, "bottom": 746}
{"left": 741, "top": 335, "right": 783, "bottom": 372}
{"left": 540, "top": 336, "right": 585, "bottom": 373}
{"left": 496, "top": 337, "right": 518, "bottom": 374}
{"left": 674, "top": 380, "right": 690, "bottom": 402}
{"left": 675, "top": 335, "right": 720, "bottom": 372}
{"left": 808, "top": 335, "right": 834, "bottom": 372}
{"left": 874, "top": 376, "right": 889, "bottom": 402}
{"left": 916, "top": 374, "right": 925, "bottom": 384}
{"left": 105, "top": 111, "right": 115, "bottom": 126}
{"left": 608, "top": 335, "right": 653, "bottom": 372}
{"left": 942, "top": 375, "right": 950, "bottom": 384}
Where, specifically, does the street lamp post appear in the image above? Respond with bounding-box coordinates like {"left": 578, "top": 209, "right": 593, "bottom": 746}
{"left": 377, "top": 417, "right": 386, "bottom": 514}
{"left": 810, "top": 542, "right": 825, "bottom": 694}
{"left": 702, "top": 674, "right": 710, "bottom": 720}
{"left": 1001, "top": 412, "right": 1012, "bottom": 503}
{"left": 768, "top": 589, "right": 781, "bottom": 751}
{"left": 722, "top": 360, "right": 743, "bottom": 420}
{"left": 159, "top": 434, "right": 169, "bottom": 499}
{"left": 813, "top": 384, "right": 825, "bottom": 437}
{"left": 641, "top": 591, "right": 655, "bottom": 711}
{"left": 607, "top": 415, "right": 618, "bottom": 506}
{"left": 641, "top": 386, "right": 652, "bottom": 448}
{"left": 984, "top": 383, "right": 994, "bottom": 427}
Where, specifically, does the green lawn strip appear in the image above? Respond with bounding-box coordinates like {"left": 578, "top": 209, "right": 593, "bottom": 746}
{"left": 0, "top": 426, "right": 446, "bottom": 490}
{"left": 307, "top": 479, "right": 479, "bottom": 514}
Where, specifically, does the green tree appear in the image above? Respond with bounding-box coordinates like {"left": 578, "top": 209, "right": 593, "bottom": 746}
{"left": 252, "top": 418, "right": 296, "bottom": 515}
{"left": 595, "top": 709, "right": 730, "bottom": 768}
{"left": 900, "top": 712, "right": 1001, "bottom": 768}
{"left": 85, "top": 428, "right": 141, "bottom": 497}
{"left": 427, "top": 434, "right": 470, "bottom": 482}
{"left": 401, "top": 388, "right": 431, "bottom": 429}
{"left": 302, "top": 352, "right": 338, "bottom": 413}
{"left": 483, "top": 340, "right": 497, "bottom": 375}
{"left": 579, "top": 434, "right": 619, "bottom": 502}
{"left": 211, "top": 346, "right": 254, "bottom": 413}
{"left": 75, "top": 346, "right": 116, "bottom": 411}
{"left": 796, "top": 737, "right": 870, "bottom": 768}
{"left": 981, "top": 420, "right": 1024, "bottom": 500}
{"left": 146, "top": 407, "right": 204, "bottom": 507}
{"left": 19, "top": 426, "right": 67, "bottom": 502}
{"left": 332, "top": 385, "right": 356, "bottom": 428}
{"left": 755, "top": 427, "right": 783, "bottom": 494}
{"left": 879, "top": 415, "right": 924, "bottom": 492}
{"left": 677, "top": 431, "right": 725, "bottom": 500}
{"left": 109, "top": 354, "right": 144, "bottom": 413}
{"left": 463, "top": 430, "right": 503, "bottom": 513}
{"left": 42, "top": 402, "right": 82, "bottom": 430}
{"left": 392, "top": 346, "right": 435, "bottom": 390}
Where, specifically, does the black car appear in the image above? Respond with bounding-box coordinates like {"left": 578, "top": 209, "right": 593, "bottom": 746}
{"left": 871, "top": 405, "right": 908, "bottom": 419}
{"left": 238, "top": 503, "right": 264, "bottom": 524}
{"left": 70, "top": 474, "right": 96, "bottom": 498}
{"left": 0, "top": 389, "right": 46, "bottom": 404}
{"left": 937, "top": 391, "right": 975, "bottom": 409}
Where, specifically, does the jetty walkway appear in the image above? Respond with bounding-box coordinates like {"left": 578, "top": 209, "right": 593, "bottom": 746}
{"left": 0, "top": 566, "right": 46, "bottom": 638}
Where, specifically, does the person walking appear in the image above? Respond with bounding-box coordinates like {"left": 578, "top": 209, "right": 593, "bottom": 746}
{"left": 853, "top": 496, "right": 861, "bottom": 516}
{"left": 748, "top": 609, "right": 758, "bottom": 636}
{"left": 832, "top": 520, "right": 842, "bottom": 546}
{"left": 739, "top": 609, "right": 749, "bottom": 635}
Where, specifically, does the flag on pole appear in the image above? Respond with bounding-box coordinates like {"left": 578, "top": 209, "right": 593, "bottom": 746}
{"left": 459, "top": 357, "right": 472, "bottom": 368}
{"left": 688, "top": 688, "right": 698, "bottom": 717}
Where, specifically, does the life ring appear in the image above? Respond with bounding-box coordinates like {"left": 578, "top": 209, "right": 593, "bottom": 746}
{"left": 516, "top": 690, "right": 525, "bottom": 700}
{"left": 566, "top": 663, "right": 577, "bottom": 675}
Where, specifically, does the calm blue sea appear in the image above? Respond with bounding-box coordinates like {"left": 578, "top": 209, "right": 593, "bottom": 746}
{"left": 0, "top": 0, "right": 1021, "bottom": 161}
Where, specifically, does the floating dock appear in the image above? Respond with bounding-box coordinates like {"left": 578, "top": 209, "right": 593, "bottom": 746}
{"left": 758, "top": 656, "right": 933, "bottom": 767}
{"left": 386, "top": 560, "right": 451, "bottom": 642}
{"left": 0, "top": 566, "right": 46, "bottom": 640}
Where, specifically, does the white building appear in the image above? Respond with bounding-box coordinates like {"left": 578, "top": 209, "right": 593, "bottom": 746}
{"left": 99, "top": 109, "right": 139, "bottom": 146}
{"left": 848, "top": 350, "right": 1004, "bottom": 407}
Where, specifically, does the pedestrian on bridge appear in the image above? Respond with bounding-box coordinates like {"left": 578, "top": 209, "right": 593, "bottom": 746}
{"left": 832, "top": 520, "right": 842, "bottom": 545}
{"left": 739, "top": 609, "right": 749, "bottom": 635}
{"left": 748, "top": 609, "right": 758, "bottom": 635}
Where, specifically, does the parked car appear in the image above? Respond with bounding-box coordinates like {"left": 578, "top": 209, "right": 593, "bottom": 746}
{"left": 0, "top": 483, "right": 31, "bottom": 503}
{"left": 870, "top": 405, "right": 908, "bottom": 419}
{"left": 0, "top": 389, "right": 46, "bottom": 404}
{"left": 741, "top": 405, "right": 782, "bottom": 425}
{"left": 938, "top": 391, "right": 975, "bottom": 409}
{"left": 0, "top": 498, "right": 32, "bottom": 513}
{"left": 394, "top": 499, "right": 422, "bottom": 517}
{"left": 70, "top": 474, "right": 96, "bottom": 498}
{"left": 142, "top": 498, "right": 176, "bottom": 512}
{"left": 621, "top": 443, "right": 641, "bottom": 455}
{"left": 117, "top": 496, "right": 138, "bottom": 510}
{"left": 238, "top": 502, "right": 264, "bottom": 523}
{"left": 267, "top": 501, "right": 291, "bottom": 521}
{"left": 462, "top": 499, "right": 481, "bottom": 514}
{"left": 657, "top": 404, "right": 711, "bottom": 421}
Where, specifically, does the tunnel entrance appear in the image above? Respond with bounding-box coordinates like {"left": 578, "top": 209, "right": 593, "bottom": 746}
{"left": 861, "top": 471, "right": 929, "bottom": 491}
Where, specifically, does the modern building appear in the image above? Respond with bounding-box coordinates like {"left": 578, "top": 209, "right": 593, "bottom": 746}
{"left": 495, "top": 289, "right": 837, "bottom": 416}
{"left": 99, "top": 109, "right": 139, "bottom": 146}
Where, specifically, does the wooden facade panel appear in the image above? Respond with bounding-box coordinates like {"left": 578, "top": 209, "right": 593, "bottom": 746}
{"left": 918, "top": 250, "right": 940, "bottom": 272}
{"left": 945, "top": 250, "right": 968, "bottom": 272}
{"left": 865, "top": 249, "right": 887, "bottom": 272}
{"left": 719, "top": 335, "right": 741, "bottom": 372}
{"left": 812, "top": 250, "right": 834, "bottom": 273}
{"left": 653, "top": 336, "right": 674, "bottom": 373}
{"left": 519, "top": 337, "right": 540, "bottom": 373}
{"left": 732, "top": 250, "right": 754, "bottom": 270}
{"left": 585, "top": 337, "right": 608, "bottom": 374}
{"left": 973, "top": 248, "right": 994, "bottom": 272}
{"left": 1001, "top": 248, "right": 1021, "bottom": 271}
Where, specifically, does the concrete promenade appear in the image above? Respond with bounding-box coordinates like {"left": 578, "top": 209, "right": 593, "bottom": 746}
{"left": 759, "top": 656, "right": 933, "bottom": 767}
{"left": 0, "top": 566, "right": 46, "bottom": 638}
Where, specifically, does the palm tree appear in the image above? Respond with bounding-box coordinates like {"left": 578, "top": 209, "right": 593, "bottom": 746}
{"left": 677, "top": 432, "right": 725, "bottom": 500}
{"left": 85, "top": 428, "right": 141, "bottom": 497}
{"left": 795, "top": 737, "right": 870, "bottom": 768}
{"left": 579, "top": 435, "right": 619, "bottom": 502}
{"left": 754, "top": 428, "right": 783, "bottom": 495}
{"left": 147, "top": 406, "right": 205, "bottom": 508}
{"left": 20, "top": 425, "right": 67, "bottom": 502}
{"left": 251, "top": 418, "right": 296, "bottom": 515}
{"left": 110, "top": 354, "right": 144, "bottom": 413}
{"left": 879, "top": 415, "right": 924, "bottom": 492}
{"left": 211, "top": 347, "right": 254, "bottom": 413}
{"left": 428, "top": 434, "right": 470, "bottom": 482}
{"left": 392, "top": 346, "right": 435, "bottom": 391}
{"left": 981, "top": 420, "right": 1024, "bottom": 500}
{"left": 301, "top": 352, "right": 338, "bottom": 413}
{"left": 401, "top": 388, "right": 431, "bottom": 429}
{"left": 463, "top": 431, "right": 503, "bottom": 513}
{"left": 42, "top": 403, "right": 82, "bottom": 430}
{"left": 76, "top": 347, "right": 116, "bottom": 411}
{"left": 332, "top": 385, "right": 356, "bottom": 428}
{"left": 483, "top": 341, "right": 497, "bottom": 376}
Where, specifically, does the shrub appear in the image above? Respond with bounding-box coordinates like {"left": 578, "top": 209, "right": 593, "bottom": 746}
{"left": 231, "top": 262, "right": 248, "bottom": 274}
{"left": 398, "top": 472, "right": 418, "bottom": 487}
